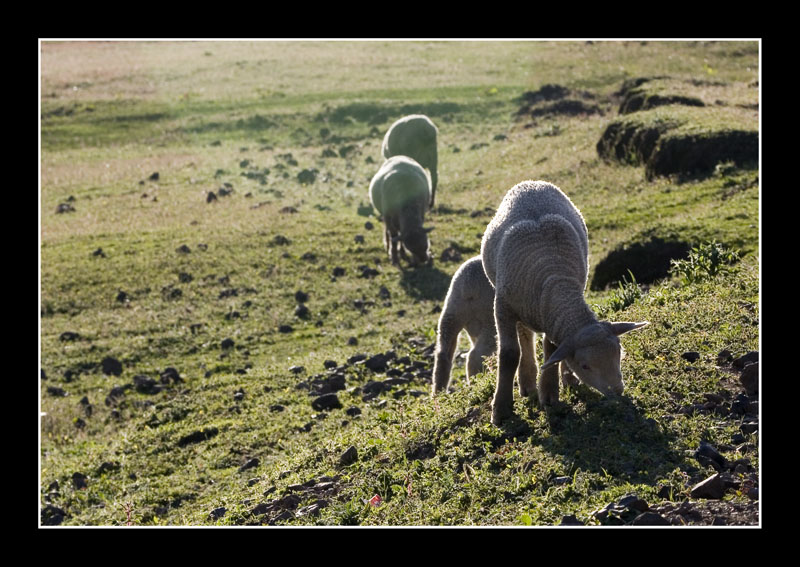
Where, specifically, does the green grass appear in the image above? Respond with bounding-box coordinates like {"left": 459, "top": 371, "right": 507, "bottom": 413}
{"left": 40, "top": 40, "right": 760, "bottom": 526}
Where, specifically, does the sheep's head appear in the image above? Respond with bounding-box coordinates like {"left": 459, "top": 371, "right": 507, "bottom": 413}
{"left": 402, "top": 227, "right": 433, "bottom": 266}
{"left": 542, "top": 321, "right": 649, "bottom": 397}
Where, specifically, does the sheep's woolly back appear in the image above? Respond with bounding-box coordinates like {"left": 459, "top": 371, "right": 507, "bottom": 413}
{"left": 481, "top": 180, "right": 595, "bottom": 343}
{"left": 381, "top": 114, "right": 438, "bottom": 166}
{"left": 369, "top": 155, "right": 431, "bottom": 217}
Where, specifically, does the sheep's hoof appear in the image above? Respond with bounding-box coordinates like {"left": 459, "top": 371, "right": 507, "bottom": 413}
{"left": 491, "top": 402, "right": 513, "bottom": 425}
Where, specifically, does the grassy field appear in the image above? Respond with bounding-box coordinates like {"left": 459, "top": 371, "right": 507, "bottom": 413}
{"left": 39, "top": 40, "right": 760, "bottom": 527}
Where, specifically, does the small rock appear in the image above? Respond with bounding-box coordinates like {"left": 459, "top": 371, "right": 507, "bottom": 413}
{"left": 221, "top": 338, "right": 235, "bottom": 350}
{"left": 101, "top": 357, "right": 123, "bottom": 376}
{"left": 297, "top": 169, "right": 317, "bottom": 184}
{"left": 339, "top": 445, "right": 358, "bottom": 466}
{"left": 732, "top": 351, "right": 758, "bottom": 369}
{"left": 209, "top": 506, "right": 226, "bottom": 519}
{"left": 332, "top": 267, "right": 346, "bottom": 277}
{"left": 41, "top": 504, "right": 66, "bottom": 525}
{"left": 694, "top": 441, "right": 727, "bottom": 471}
{"left": 72, "top": 472, "right": 89, "bottom": 490}
{"left": 160, "top": 367, "right": 183, "bottom": 384}
{"left": 632, "top": 511, "right": 670, "bottom": 526}
{"left": 559, "top": 514, "right": 584, "bottom": 526}
{"left": 364, "top": 221, "right": 374, "bottom": 230}
{"left": 206, "top": 191, "right": 218, "bottom": 203}
{"left": 116, "top": 290, "right": 130, "bottom": 303}
{"left": 133, "top": 375, "right": 161, "bottom": 394}
{"left": 345, "top": 406, "right": 362, "bottom": 417}
{"left": 149, "top": 172, "right": 160, "bottom": 181}
{"left": 347, "top": 337, "right": 358, "bottom": 346}
{"left": 176, "top": 244, "right": 191, "bottom": 254}
{"left": 278, "top": 325, "right": 293, "bottom": 334}
{"left": 289, "top": 365, "right": 305, "bottom": 375}
{"left": 59, "top": 331, "right": 81, "bottom": 342}
{"left": 681, "top": 351, "right": 701, "bottom": 363}
{"left": 311, "top": 393, "right": 342, "bottom": 411}
{"left": 717, "top": 349, "right": 733, "bottom": 365}
{"left": 56, "top": 202, "right": 76, "bottom": 214}
{"left": 47, "top": 386, "right": 68, "bottom": 397}
{"left": 690, "top": 473, "right": 726, "bottom": 499}
{"left": 363, "top": 353, "right": 390, "bottom": 373}
{"left": 618, "top": 494, "right": 649, "bottom": 513}
{"left": 294, "top": 290, "right": 309, "bottom": 303}
{"left": 323, "top": 360, "right": 338, "bottom": 370}
{"left": 739, "top": 362, "right": 758, "bottom": 396}
{"left": 233, "top": 388, "right": 245, "bottom": 401}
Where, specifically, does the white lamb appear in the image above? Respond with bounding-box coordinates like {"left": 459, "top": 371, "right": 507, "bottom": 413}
{"left": 369, "top": 155, "right": 432, "bottom": 266}
{"left": 382, "top": 114, "right": 439, "bottom": 208}
{"left": 432, "top": 256, "right": 497, "bottom": 393}
{"left": 480, "top": 180, "right": 648, "bottom": 424}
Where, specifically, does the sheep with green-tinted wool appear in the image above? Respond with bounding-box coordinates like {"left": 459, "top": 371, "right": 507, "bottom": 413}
{"left": 382, "top": 114, "right": 439, "bottom": 208}
{"left": 369, "top": 155, "right": 433, "bottom": 266}
{"left": 480, "top": 180, "right": 648, "bottom": 424}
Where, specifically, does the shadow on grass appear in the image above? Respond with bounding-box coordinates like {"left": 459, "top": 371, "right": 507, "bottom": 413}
{"left": 541, "top": 391, "right": 682, "bottom": 484}
{"left": 398, "top": 263, "right": 452, "bottom": 302}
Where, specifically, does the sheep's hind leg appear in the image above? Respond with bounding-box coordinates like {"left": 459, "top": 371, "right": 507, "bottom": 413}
{"left": 432, "top": 315, "right": 461, "bottom": 394}
{"left": 539, "top": 336, "right": 561, "bottom": 406}
{"left": 491, "top": 300, "right": 520, "bottom": 424}
{"left": 516, "top": 322, "right": 537, "bottom": 397}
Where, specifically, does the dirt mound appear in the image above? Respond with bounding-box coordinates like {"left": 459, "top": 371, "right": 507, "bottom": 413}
{"left": 517, "top": 84, "right": 603, "bottom": 119}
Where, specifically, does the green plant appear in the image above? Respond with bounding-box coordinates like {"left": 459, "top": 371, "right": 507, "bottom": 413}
{"left": 669, "top": 241, "right": 740, "bottom": 285}
{"left": 607, "top": 270, "right": 644, "bottom": 312}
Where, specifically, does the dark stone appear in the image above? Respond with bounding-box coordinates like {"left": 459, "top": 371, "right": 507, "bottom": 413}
{"left": 289, "top": 365, "right": 305, "bottom": 374}
{"left": 732, "top": 351, "right": 758, "bottom": 369}
{"left": 618, "top": 494, "right": 649, "bottom": 513}
{"left": 323, "top": 360, "right": 338, "bottom": 370}
{"left": 363, "top": 353, "right": 390, "bottom": 373}
{"left": 41, "top": 504, "right": 66, "bottom": 525}
{"left": 332, "top": 266, "right": 346, "bottom": 277}
{"left": 632, "top": 511, "right": 670, "bottom": 526}
{"left": 311, "top": 393, "right": 342, "bottom": 411}
{"left": 133, "top": 375, "right": 161, "bottom": 394}
{"left": 339, "top": 445, "right": 358, "bottom": 466}
{"left": 101, "top": 357, "right": 123, "bottom": 376}
{"left": 59, "top": 331, "right": 81, "bottom": 342}
{"left": 47, "top": 386, "right": 68, "bottom": 397}
{"left": 56, "top": 202, "right": 76, "bottom": 214}
{"left": 347, "top": 353, "right": 368, "bottom": 364}
{"left": 96, "top": 461, "right": 119, "bottom": 475}
{"left": 681, "top": 351, "right": 701, "bottom": 363}
{"left": 206, "top": 191, "right": 218, "bottom": 203}
{"left": 690, "top": 473, "right": 726, "bottom": 499}
{"left": 345, "top": 406, "right": 362, "bottom": 417}
{"left": 221, "top": 338, "right": 235, "bottom": 350}
{"left": 160, "top": 367, "right": 182, "bottom": 384}
{"left": 278, "top": 325, "right": 293, "bottom": 334}
{"left": 559, "top": 514, "right": 584, "bottom": 526}
{"left": 694, "top": 441, "right": 727, "bottom": 471}
{"left": 176, "top": 244, "right": 191, "bottom": 254}
{"left": 739, "top": 362, "right": 758, "bottom": 396}
{"left": 297, "top": 169, "right": 318, "bottom": 184}
{"left": 209, "top": 507, "right": 226, "bottom": 519}
{"left": 347, "top": 337, "right": 358, "bottom": 346}
{"left": 295, "top": 304, "right": 310, "bottom": 319}
{"left": 72, "top": 472, "right": 88, "bottom": 490}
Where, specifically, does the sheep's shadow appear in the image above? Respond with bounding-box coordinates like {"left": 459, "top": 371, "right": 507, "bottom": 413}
{"left": 398, "top": 263, "right": 451, "bottom": 302}
{"left": 505, "top": 388, "right": 685, "bottom": 485}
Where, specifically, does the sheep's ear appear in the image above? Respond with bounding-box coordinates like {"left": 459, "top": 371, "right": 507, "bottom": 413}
{"left": 542, "top": 342, "right": 572, "bottom": 370}
{"left": 424, "top": 226, "right": 435, "bottom": 233}
{"left": 609, "top": 321, "right": 650, "bottom": 336}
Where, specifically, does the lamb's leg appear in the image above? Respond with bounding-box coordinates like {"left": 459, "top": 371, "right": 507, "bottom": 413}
{"left": 492, "top": 299, "right": 520, "bottom": 425}
{"left": 466, "top": 332, "right": 495, "bottom": 385}
{"left": 388, "top": 232, "right": 400, "bottom": 266}
{"left": 539, "top": 336, "right": 561, "bottom": 405}
{"left": 432, "top": 315, "right": 461, "bottom": 394}
{"left": 516, "top": 322, "right": 537, "bottom": 397}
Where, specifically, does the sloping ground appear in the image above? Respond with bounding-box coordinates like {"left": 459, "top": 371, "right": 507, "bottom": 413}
{"left": 597, "top": 77, "right": 759, "bottom": 179}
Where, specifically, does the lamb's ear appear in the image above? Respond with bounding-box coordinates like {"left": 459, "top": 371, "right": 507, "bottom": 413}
{"left": 609, "top": 321, "right": 650, "bottom": 336}
{"left": 542, "top": 341, "right": 573, "bottom": 370}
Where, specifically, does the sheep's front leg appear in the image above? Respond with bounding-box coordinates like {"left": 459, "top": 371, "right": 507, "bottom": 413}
{"left": 516, "top": 322, "right": 537, "bottom": 397}
{"left": 388, "top": 233, "right": 401, "bottom": 265}
{"left": 432, "top": 314, "right": 460, "bottom": 394}
{"left": 539, "top": 336, "right": 561, "bottom": 405}
{"left": 492, "top": 299, "right": 520, "bottom": 425}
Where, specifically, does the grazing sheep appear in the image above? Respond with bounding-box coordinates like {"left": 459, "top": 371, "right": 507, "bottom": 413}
{"left": 382, "top": 114, "right": 439, "bottom": 208}
{"left": 432, "top": 256, "right": 497, "bottom": 393}
{"left": 369, "top": 155, "right": 432, "bottom": 266}
{"left": 480, "top": 180, "right": 648, "bottom": 424}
